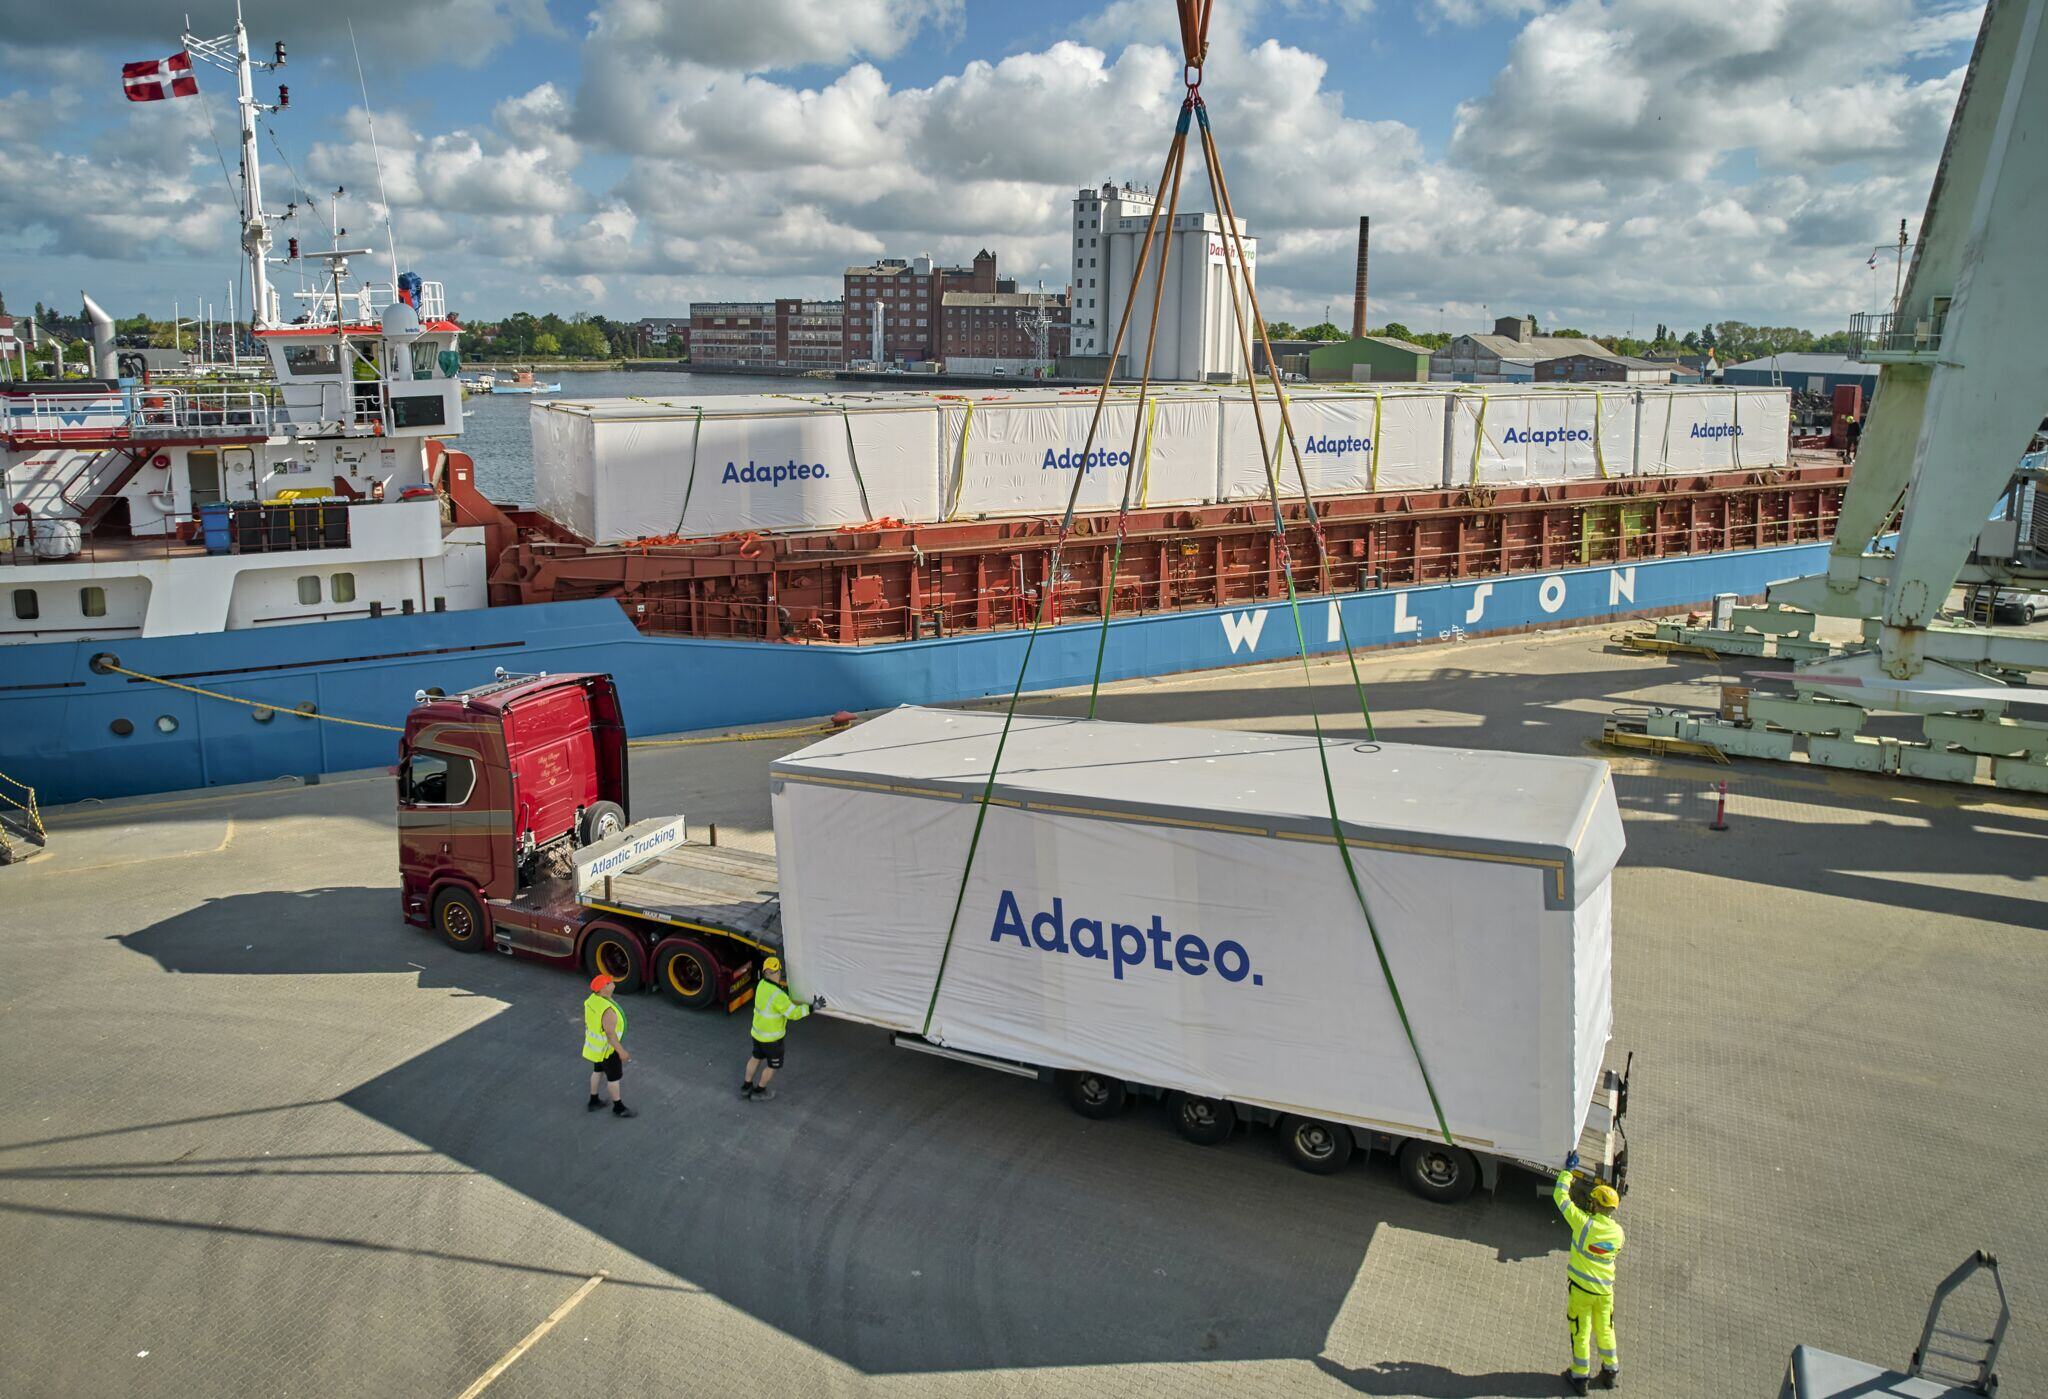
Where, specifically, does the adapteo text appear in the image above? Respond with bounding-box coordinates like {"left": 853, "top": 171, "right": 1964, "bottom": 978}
{"left": 1041, "top": 447, "right": 1132, "bottom": 472}
{"left": 989, "top": 890, "right": 1263, "bottom": 985}
{"left": 721, "top": 459, "right": 829, "bottom": 485}
{"left": 1502, "top": 427, "right": 1592, "bottom": 446}
{"left": 1688, "top": 423, "right": 1743, "bottom": 439}
{"left": 1303, "top": 433, "right": 1372, "bottom": 455}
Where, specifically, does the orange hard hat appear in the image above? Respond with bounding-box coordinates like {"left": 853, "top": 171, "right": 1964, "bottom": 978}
{"left": 590, "top": 973, "right": 616, "bottom": 992}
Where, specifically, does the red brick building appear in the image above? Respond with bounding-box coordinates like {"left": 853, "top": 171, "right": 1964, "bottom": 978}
{"left": 688, "top": 300, "right": 843, "bottom": 369}
{"left": 940, "top": 291, "right": 1070, "bottom": 372}
{"left": 843, "top": 249, "right": 1014, "bottom": 366}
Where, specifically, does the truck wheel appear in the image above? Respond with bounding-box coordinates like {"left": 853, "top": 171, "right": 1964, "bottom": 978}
{"left": 432, "top": 887, "right": 488, "bottom": 954}
{"left": 581, "top": 925, "right": 645, "bottom": 994}
{"left": 1168, "top": 1092, "right": 1236, "bottom": 1146}
{"left": 578, "top": 801, "right": 626, "bottom": 847}
{"left": 1398, "top": 1139, "right": 1478, "bottom": 1203}
{"left": 653, "top": 938, "right": 720, "bottom": 1009}
{"left": 1061, "top": 1069, "right": 1128, "bottom": 1119}
{"left": 1279, "top": 1115, "right": 1354, "bottom": 1174}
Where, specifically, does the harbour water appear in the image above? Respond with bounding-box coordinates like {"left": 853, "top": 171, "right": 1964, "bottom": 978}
{"left": 458, "top": 370, "right": 831, "bottom": 502}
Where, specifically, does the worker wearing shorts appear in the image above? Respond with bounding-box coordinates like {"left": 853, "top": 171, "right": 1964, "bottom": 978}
{"left": 583, "top": 973, "right": 636, "bottom": 1118}
{"left": 741, "top": 955, "right": 821, "bottom": 1101}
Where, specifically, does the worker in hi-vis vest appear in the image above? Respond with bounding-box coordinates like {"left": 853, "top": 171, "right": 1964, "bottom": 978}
{"left": 1555, "top": 1151, "right": 1623, "bottom": 1393}
{"left": 741, "top": 955, "right": 824, "bottom": 1101}
{"left": 583, "top": 973, "right": 636, "bottom": 1118}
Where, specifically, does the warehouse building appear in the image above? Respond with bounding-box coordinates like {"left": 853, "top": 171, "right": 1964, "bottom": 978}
{"left": 1431, "top": 317, "right": 1615, "bottom": 383}
{"left": 1307, "top": 334, "right": 1433, "bottom": 383}
{"left": 1071, "top": 182, "right": 1257, "bottom": 381}
{"left": 1536, "top": 352, "right": 1675, "bottom": 384}
{"left": 941, "top": 290, "right": 1069, "bottom": 376}
{"left": 1721, "top": 352, "right": 1880, "bottom": 398}
{"left": 843, "top": 250, "right": 1014, "bottom": 367}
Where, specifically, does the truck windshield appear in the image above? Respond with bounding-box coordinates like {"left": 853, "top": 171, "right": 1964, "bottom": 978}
{"left": 404, "top": 751, "right": 474, "bottom": 806}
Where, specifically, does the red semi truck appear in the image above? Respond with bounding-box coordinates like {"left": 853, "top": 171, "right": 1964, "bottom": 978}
{"left": 398, "top": 670, "right": 783, "bottom": 1011}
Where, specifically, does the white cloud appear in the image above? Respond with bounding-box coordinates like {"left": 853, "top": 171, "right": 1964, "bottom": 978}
{"left": 590, "top": 0, "right": 958, "bottom": 72}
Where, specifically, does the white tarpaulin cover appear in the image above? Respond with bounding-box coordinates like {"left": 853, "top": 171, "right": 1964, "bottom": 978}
{"left": 939, "top": 393, "right": 1220, "bottom": 518}
{"left": 1447, "top": 388, "right": 1640, "bottom": 485}
{"left": 531, "top": 395, "right": 942, "bottom": 543}
{"left": 1218, "top": 390, "right": 1448, "bottom": 498}
{"left": 772, "top": 707, "right": 1624, "bottom": 1166}
{"left": 1637, "top": 388, "right": 1789, "bottom": 474}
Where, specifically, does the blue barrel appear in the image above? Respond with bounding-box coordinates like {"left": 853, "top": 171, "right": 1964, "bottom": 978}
{"left": 199, "top": 503, "right": 232, "bottom": 555}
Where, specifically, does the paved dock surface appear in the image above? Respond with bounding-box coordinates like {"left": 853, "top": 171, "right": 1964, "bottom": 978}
{"left": 2, "top": 624, "right": 2041, "bottom": 1397}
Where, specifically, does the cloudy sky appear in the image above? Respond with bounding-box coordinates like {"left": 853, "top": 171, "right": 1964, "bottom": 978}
{"left": 0, "top": 0, "right": 1983, "bottom": 334}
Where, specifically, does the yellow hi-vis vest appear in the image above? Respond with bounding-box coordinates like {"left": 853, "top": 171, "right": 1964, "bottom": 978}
{"left": 583, "top": 994, "right": 624, "bottom": 1062}
{"left": 750, "top": 979, "right": 808, "bottom": 1043}
{"left": 1554, "top": 1170, "right": 1624, "bottom": 1295}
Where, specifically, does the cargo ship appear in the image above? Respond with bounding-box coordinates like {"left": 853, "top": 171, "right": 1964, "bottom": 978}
{"left": 0, "top": 16, "right": 1851, "bottom": 807}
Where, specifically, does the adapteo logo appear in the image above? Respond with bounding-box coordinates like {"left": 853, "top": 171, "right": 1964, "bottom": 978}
{"left": 1689, "top": 423, "right": 1743, "bottom": 440}
{"left": 1502, "top": 427, "right": 1592, "bottom": 446}
{"left": 1041, "top": 447, "right": 1132, "bottom": 472}
{"left": 1303, "top": 433, "right": 1371, "bottom": 455}
{"left": 989, "top": 890, "right": 1263, "bottom": 985}
{"left": 720, "top": 459, "right": 829, "bottom": 485}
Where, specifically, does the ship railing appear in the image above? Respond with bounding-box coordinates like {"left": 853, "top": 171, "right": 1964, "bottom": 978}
{"left": 293, "top": 280, "right": 448, "bottom": 327}
{"left": 1847, "top": 308, "right": 1945, "bottom": 364}
{"left": 128, "top": 387, "right": 282, "bottom": 436}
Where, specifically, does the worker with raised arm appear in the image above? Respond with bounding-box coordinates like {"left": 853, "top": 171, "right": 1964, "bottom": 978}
{"left": 741, "top": 955, "right": 823, "bottom": 1102}
{"left": 1555, "top": 1150, "right": 1623, "bottom": 1393}
{"left": 582, "top": 973, "right": 636, "bottom": 1119}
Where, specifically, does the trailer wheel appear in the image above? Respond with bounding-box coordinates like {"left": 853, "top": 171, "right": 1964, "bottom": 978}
{"left": 1279, "top": 1115, "right": 1354, "bottom": 1174}
{"left": 432, "top": 886, "right": 488, "bottom": 954}
{"left": 1398, "top": 1139, "right": 1478, "bottom": 1203}
{"left": 1061, "top": 1070, "right": 1128, "bottom": 1119}
{"left": 1167, "top": 1092, "right": 1236, "bottom": 1146}
{"left": 578, "top": 801, "right": 626, "bottom": 847}
{"left": 581, "top": 925, "right": 646, "bottom": 994}
{"left": 653, "top": 938, "right": 720, "bottom": 1010}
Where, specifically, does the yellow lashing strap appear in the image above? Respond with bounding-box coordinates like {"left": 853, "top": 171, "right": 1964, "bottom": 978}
{"left": 1467, "top": 392, "right": 1489, "bottom": 486}
{"left": 1136, "top": 396, "right": 1159, "bottom": 507}
{"left": 1369, "top": 391, "right": 1384, "bottom": 492}
{"left": 943, "top": 401, "right": 975, "bottom": 520}
{"left": 1592, "top": 389, "right": 1609, "bottom": 480}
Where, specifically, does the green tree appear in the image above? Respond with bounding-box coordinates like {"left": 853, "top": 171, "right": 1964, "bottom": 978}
{"left": 531, "top": 332, "right": 561, "bottom": 356}
{"left": 1378, "top": 321, "right": 1414, "bottom": 342}
{"left": 1263, "top": 319, "right": 1300, "bottom": 339}
{"left": 1301, "top": 321, "right": 1345, "bottom": 341}
{"left": 560, "top": 322, "right": 608, "bottom": 358}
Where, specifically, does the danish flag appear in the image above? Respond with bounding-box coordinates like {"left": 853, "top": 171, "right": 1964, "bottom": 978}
{"left": 123, "top": 52, "right": 199, "bottom": 102}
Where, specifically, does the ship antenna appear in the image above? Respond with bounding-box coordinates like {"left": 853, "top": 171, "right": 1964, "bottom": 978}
{"left": 347, "top": 17, "right": 402, "bottom": 287}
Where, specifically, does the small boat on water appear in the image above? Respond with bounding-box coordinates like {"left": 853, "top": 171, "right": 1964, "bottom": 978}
{"left": 488, "top": 371, "right": 561, "bottom": 395}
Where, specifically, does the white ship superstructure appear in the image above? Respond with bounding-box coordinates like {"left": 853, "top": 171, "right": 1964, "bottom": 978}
{"left": 0, "top": 12, "right": 485, "bottom": 643}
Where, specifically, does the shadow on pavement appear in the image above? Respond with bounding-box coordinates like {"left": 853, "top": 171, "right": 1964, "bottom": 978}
{"left": 1315, "top": 1354, "right": 1565, "bottom": 1397}
{"left": 114, "top": 886, "right": 1567, "bottom": 1376}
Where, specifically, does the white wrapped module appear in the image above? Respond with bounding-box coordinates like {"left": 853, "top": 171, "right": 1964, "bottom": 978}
{"left": 939, "top": 392, "right": 1221, "bottom": 519}
{"left": 531, "top": 395, "right": 943, "bottom": 543}
{"left": 1218, "top": 389, "right": 1448, "bottom": 498}
{"left": 1637, "top": 388, "right": 1789, "bottom": 475}
{"left": 771, "top": 707, "right": 1624, "bottom": 1167}
{"left": 1447, "top": 387, "right": 1639, "bottom": 486}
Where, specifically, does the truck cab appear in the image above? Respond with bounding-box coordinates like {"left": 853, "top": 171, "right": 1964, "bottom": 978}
{"left": 398, "top": 670, "right": 628, "bottom": 911}
{"left": 398, "top": 668, "right": 778, "bottom": 1015}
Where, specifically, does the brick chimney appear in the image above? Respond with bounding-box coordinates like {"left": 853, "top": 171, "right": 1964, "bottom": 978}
{"left": 1350, "top": 217, "right": 1370, "bottom": 340}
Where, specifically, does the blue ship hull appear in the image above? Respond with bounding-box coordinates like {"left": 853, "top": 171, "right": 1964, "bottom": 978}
{"left": 2, "top": 542, "right": 1830, "bottom": 805}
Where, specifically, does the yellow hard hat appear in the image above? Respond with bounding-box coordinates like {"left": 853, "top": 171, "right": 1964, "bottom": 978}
{"left": 1590, "top": 1183, "right": 1620, "bottom": 1211}
{"left": 761, "top": 955, "right": 784, "bottom": 980}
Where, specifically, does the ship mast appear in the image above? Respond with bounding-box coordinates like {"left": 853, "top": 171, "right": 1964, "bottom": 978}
{"left": 184, "top": 6, "right": 283, "bottom": 328}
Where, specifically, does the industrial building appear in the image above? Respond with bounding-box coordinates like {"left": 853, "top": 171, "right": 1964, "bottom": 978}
{"left": 686, "top": 300, "right": 844, "bottom": 370}
{"left": 1071, "top": 182, "right": 1257, "bottom": 381}
{"left": 940, "top": 290, "right": 1069, "bottom": 375}
{"left": 1535, "top": 353, "right": 1678, "bottom": 385}
{"left": 842, "top": 250, "right": 1014, "bottom": 368}
{"left": 1431, "top": 317, "right": 1616, "bottom": 383}
{"left": 1307, "top": 335, "right": 1433, "bottom": 383}
{"left": 1721, "top": 352, "right": 1881, "bottom": 398}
